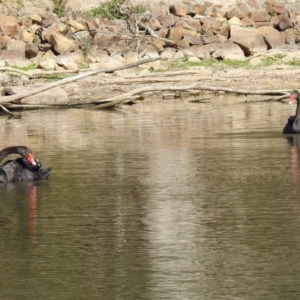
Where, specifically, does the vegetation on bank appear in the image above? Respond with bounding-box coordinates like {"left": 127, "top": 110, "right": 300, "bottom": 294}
{"left": 2, "top": 0, "right": 300, "bottom": 80}
{"left": 160, "top": 55, "right": 300, "bottom": 72}
{"left": 7, "top": 55, "right": 300, "bottom": 82}
{"left": 52, "top": 0, "right": 149, "bottom": 18}
{"left": 53, "top": 0, "right": 68, "bottom": 15}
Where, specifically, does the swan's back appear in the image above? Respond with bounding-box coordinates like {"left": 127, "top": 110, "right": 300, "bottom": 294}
{"left": 0, "top": 158, "right": 51, "bottom": 183}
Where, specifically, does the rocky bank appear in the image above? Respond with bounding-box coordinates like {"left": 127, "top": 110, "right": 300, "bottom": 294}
{"left": 0, "top": 0, "right": 300, "bottom": 108}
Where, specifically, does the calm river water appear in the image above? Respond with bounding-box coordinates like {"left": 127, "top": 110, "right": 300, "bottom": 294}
{"left": 0, "top": 99, "right": 299, "bottom": 299}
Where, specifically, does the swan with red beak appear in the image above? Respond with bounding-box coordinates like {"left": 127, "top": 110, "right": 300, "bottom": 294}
{"left": 283, "top": 90, "right": 300, "bottom": 134}
{"left": 0, "top": 146, "right": 51, "bottom": 182}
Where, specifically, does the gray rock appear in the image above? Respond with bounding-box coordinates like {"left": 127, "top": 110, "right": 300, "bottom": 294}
{"left": 229, "top": 25, "right": 267, "bottom": 55}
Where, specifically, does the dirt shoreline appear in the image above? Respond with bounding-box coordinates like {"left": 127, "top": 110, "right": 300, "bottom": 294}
{"left": 2, "top": 60, "right": 299, "bottom": 111}
{"left": 0, "top": 1, "right": 300, "bottom": 109}
{"left": 62, "top": 62, "right": 299, "bottom": 105}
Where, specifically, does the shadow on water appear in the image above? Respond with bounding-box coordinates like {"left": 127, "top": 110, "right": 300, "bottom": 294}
{"left": 1, "top": 101, "right": 300, "bottom": 299}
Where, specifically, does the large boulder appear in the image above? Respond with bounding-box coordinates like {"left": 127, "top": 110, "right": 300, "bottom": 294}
{"left": 257, "top": 26, "right": 285, "bottom": 48}
{"left": 251, "top": 10, "right": 270, "bottom": 22}
{"left": 169, "top": 4, "right": 187, "bottom": 17}
{"left": 74, "top": 30, "right": 93, "bottom": 44}
{"left": 200, "top": 17, "right": 223, "bottom": 36}
{"left": 68, "top": 20, "right": 86, "bottom": 32}
{"left": 229, "top": 25, "right": 267, "bottom": 55}
{"left": 212, "top": 42, "right": 245, "bottom": 60}
{"left": 18, "top": 29, "right": 33, "bottom": 43}
{"left": 266, "top": 0, "right": 288, "bottom": 15}
{"left": 225, "top": 7, "right": 248, "bottom": 19}
{"left": 25, "top": 43, "right": 39, "bottom": 58}
{"left": 157, "top": 14, "right": 175, "bottom": 28}
{"left": 7, "top": 40, "right": 26, "bottom": 55}
{"left": 167, "top": 27, "right": 183, "bottom": 46}
{"left": 38, "top": 50, "right": 56, "bottom": 70}
{"left": 176, "top": 17, "right": 202, "bottom": 33}
{"left": 29, "top": 13, "right": 42, "bottom": 24}
{"left": 46, "top": 32, "right": 78, "bottom": 54}
{"left": 93, "top": 32, "right": 122, "bottom": 49}
{"left": 0, "top": 50, "right": 24, "bottom": 65}
{"left": 278, "top": 13, "right": 293, "bottom": 31}
{"left": 42, "top": 22, "right": 67, "bottom": 42}
{"left": 190, "top": 45, "right": 211, "bottom": 59}
{"left": 0, "top": 15, "right": 18, "bottom": 37}
{"left": 186, "top": 3, "right": 206, "bottom": 16}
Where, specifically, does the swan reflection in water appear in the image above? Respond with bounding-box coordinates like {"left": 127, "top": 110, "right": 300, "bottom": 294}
{"left": 1, "top": 181, "right": 43, "bottom": 243}
{"left": 286, "top": 136, "right": 300, "bottom": 183}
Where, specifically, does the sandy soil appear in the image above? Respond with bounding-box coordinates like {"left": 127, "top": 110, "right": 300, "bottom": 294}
{"left": 0, "top": 0, "right": 237, "bottom": 14}
{"left": 0, "top": 0, "right": 299, "bottom": 15}
{"left": 0, "top": 0, "right": 292, "bottom": 14}
{"left": 62, "top": 63, "right": 300, "bottom": 105}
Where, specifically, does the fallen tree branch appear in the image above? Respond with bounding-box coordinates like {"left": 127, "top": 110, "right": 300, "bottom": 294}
{"left": 124, "top": 69, "right": 201, "bottom": 78}
{"left": 0, "top": 57, "right": 160, "bottom": 104}
{"left": 0, "top": 67, "right": 33, "bottom": 77}
{"left": 5, "top": 103, "right": 53, "bottom": 109}
{"left": 98, "top": 76, "right": 215, "bottom": 85}
{"left": 0, "top": 67, "right": 80, "bottom": 78}
{"left": 93, "top": 83, "right": 290, "bottom": 109}
{"left": 0, "top": 103, "right": 14, "bottom": 116}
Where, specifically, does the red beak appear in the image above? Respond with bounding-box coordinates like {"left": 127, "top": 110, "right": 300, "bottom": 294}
{"left": 27, "top": 153, "right": 37, "bottom": 166}
{"left": 289, "top": 94, "right": 296, "bottom": 104}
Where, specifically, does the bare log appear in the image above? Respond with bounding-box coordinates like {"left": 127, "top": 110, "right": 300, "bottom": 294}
{"left": 97, "top": 76, "right": 215, "bottom": 85}
{"left": 0, "top": 57, "right": 160, "bottom": 104}
{"left": 0, "top": 104, "right": 14, "bottom": 116}
{"left": 93, "top": 83, "right": 290, "bottom": 109}
{"left": 0, "top": 67, "right": 79, "bottom": 78}
{"left": 0, "top": 67, "right": 34, "bottom": 77}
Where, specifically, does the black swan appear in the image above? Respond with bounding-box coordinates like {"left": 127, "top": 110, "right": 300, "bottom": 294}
{"left": 0, "top": 146, "right": 51, "bottom": 183}
{"left": 283, "top": 90, "right": 300, "bottom": 134}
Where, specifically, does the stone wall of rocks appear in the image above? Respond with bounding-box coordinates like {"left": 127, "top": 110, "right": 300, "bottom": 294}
{"left": 0, "top": 0, "right": 300, "bottom": 72}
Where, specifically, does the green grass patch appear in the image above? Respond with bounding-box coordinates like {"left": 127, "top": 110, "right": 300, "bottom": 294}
{"left": 161, "top": 54, "right": 296, "bottom": 72}
{"left": 286, "top": 58, "right": 300, "bottom": 66}
{"left": 77, "top": 61, "right": 89, "bottom": 69}
{"left": 87, "top": 0, "right": 125, "bottom": 19}
{"left": 11, "top": 63, "right": 37, "bottom": 71}
{"left": 273, "top": 53, "right": 286, "bottom": 59}
{"left": 44, "top": 73, "right": 73, "bottom": 81}
{"left": 86, "top": 0, "right": 149, "bottom": 19}
{"left": 53, "top": 0, "right": 68, "bottom": 16}
{"left": 260, "top": 57, "right": 277, "bottom": 67}
{"left": 220, "top": 59, "right": 250, "bottom": 68}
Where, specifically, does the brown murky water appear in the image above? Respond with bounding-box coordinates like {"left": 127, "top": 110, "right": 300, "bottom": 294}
{"left": 0, "top": 99, "right": 300, "bottom": 300}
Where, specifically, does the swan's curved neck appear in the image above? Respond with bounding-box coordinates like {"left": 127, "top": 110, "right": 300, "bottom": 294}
{"left": 296, "top": 97, "right": 300, "bottom": 116}
{"left": 0, "top": 146, "right": 31, "bottom": 162}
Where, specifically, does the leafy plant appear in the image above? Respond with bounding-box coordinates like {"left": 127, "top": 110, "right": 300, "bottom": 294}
{"left": 53, "top": 0, "right": 68, "bottom": 16}
{"left": 11, "top": 63, "right": 37, "bottom": 71}
{"left": 286, "top": 58, "right": 300, "bottom": 66}
{"left": 44, "top": 73, "right": 72, "bottom": 81}
{"left": 77, "top": 61, "right": 89, "bottom": 69}
{"left": 260, "top": 57, "right": 277, "bottom": 66}
{"left": 131, "top": 4, "right": 148, "bottom": 14}
{"left": 86, "top": 0, "right": 149, "bottom": 19}
{"left": 82, "top": 42, "right": 93, "bottom": 56}
{"left": 87, "top": 0, "right": 125, "bottom": 19}
{"left": 273, "top": 53, "right": 286, "bottom": 59}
